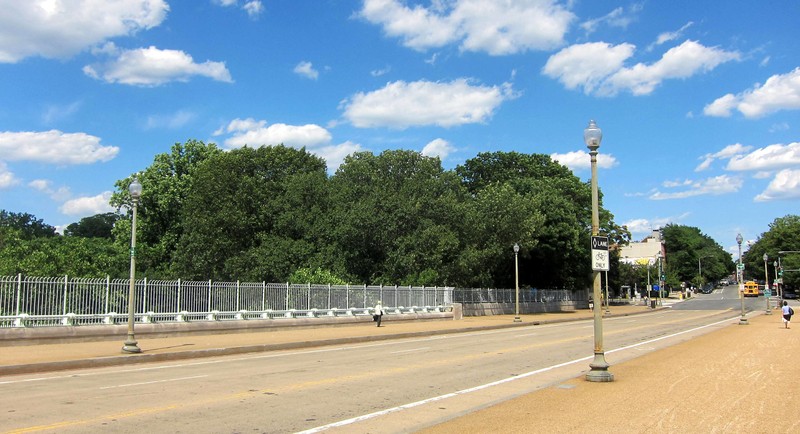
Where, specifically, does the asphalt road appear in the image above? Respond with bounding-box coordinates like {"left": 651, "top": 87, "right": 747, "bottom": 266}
{"left": 1, "top": 299, "right": 743, "bottom": 433}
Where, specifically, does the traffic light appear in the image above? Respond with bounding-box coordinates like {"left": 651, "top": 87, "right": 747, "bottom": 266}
{"left": 779, "top": 267, "right": 783, "bottom": 277}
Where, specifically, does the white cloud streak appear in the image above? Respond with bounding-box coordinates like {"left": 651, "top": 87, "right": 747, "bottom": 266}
{"left": 342, "top": 79, "right": 516, "bottom": 129}
{"left": 0, "top": 0, "right": 169, "bottom": 63}
{"left": 359, "top": 0, "right": 575, "bottom": 55}
{"left": 649, "top": 175, "right": 743, "bottom": 200}
{"left": 544, "top": 40, "right": 740, "bottom": 97}
{"left": 84, "top": 45, "right": 232, "bottom": 86}
{"left": 550, "top": 150, "right": 617, "bottom": 171}
{"left": 704, "top": 67, "right": 800, "bottom": 118}
{"left": 59, "top": 191, "right": 115, "bottom": 217}
{"left": 0, "top": 130, "right": 118, "bottom": 164}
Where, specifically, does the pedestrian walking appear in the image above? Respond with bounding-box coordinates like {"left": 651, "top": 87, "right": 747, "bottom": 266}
{"left": 373, "top": 302, "right": 384, "bottom": 327}
{"left": 782, "top": 301, "right": 794, "bottom": 329}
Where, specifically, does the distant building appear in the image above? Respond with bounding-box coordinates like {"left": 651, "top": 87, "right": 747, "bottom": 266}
{"left": 619, "top": 229, "right": 666, "bottom": 266}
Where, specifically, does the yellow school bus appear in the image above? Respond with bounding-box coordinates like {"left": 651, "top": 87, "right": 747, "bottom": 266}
{"left": 743, "top": 281, "right": 760, "bottom": 297}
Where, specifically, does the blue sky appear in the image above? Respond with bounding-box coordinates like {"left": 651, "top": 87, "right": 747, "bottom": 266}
{"left": 1, "top": 0, "right": 798, "bottom": 257}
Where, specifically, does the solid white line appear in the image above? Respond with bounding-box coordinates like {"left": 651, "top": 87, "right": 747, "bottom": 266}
{"left": 98, "top": 375, "right": 208, "bottom": 389}
{"left": 389, "top": 347, "right": 430, "bottom": 354}
{"left": 297, "top": 314, "right": 741, "bottom": 433}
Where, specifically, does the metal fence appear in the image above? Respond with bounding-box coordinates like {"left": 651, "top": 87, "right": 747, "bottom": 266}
{"left": 0, "top": 274, "right": 580, "bottom": 328}
{"left": 451, "top": 287, "right": 586, "bottom": 304}
{"left": 0, "top": 275, "right": 455, "bottom": 327}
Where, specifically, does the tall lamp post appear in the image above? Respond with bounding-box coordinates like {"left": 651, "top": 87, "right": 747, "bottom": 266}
{"left": 763, "top": 253, "right": 771, "bottom": 315}
{"left": 584, "top": 120, "right": 613, "bottom": 382}
{"left": 123, "top": 177, "right": 143, "bottom": 353}
{"left": 736, "top": 233, "right": 748, "bottom": 325}
{"left": 774, "top": 260, "right": 779, "bottom": 299}
{"left": 513, "top": 243, "right": 521, "bottom": 322}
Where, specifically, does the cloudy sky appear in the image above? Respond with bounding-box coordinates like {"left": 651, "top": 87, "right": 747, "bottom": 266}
{"left": 1, "top": 0, "right": 798, "bottom": 256}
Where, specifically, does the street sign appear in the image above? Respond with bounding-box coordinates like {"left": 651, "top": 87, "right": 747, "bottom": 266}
{"left": 591, "top": 236, "right": 609, "bottom": 271}
{"left": 737, "top": 263, "right": 745, "bottom": 270}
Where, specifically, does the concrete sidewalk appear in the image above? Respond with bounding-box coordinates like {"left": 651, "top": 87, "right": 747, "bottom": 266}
{"left": 421, "top": 308, "right": 800, "bottom": 434}
{"left": 0, "top": 302, "right": 656, "bottom": 376}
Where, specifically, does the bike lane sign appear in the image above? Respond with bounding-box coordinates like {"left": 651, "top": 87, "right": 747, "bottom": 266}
{"left": 591, "top": 236, "right": 609, "bottom": 271}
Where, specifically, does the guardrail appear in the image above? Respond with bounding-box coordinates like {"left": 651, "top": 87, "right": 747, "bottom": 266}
{"left": 1, "top": 305, "right": 452, "bottom": 328}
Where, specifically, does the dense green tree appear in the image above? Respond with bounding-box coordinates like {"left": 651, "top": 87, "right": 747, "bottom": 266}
{"left": 0, "top": 231, "right": 127, "bottom": 277}
{"left": 0, "top": 210, "right": 57, "bottom": 239}
{"left": 456, "top": 151, "right": 626, "bottom": 290}
{"left": 64, "top": 212, "right": 119, "bottom": 238}
{"left": 741, "top": 215, "right": 800, "bottom": 289}
{"left": 324, "top": 150, "right": 473, "bottom": 286}
{"left": 662, "top": 224, "right": 733, "bottom": 289}
{"left": 173, "top": 145, "right": 328, "bottom": 281}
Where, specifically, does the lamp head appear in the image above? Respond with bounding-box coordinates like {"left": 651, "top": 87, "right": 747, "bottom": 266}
{"left": 763, "top": 253, "right": 768, "bottom": 261}
{"left": 584, "top": 120, "right": 602, "bottom": 151}
{"left": 513, "top": 243, "right": 519, "bottom": 253}
{"left": 129, "top": 177, "right": 142, "bottom": 201}
{"left": 736, "top": 233, "right": 743, "bottom": 245}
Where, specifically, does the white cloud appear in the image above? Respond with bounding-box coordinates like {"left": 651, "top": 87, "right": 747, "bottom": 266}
{"left": 294, "top": 61, "right": 319, "bottom": 80}
{"left": 754, "top": 169, "right": 800, "bottom": 201}
{"left": 545, "top": 40, "right": 740, "bottom": 97}
{"left": 42, "top": 101, "right": 82, "bottom": 124}
{"left": 704, "top": 67, "right": 800, "bottom": 118}
{"left": 59, "top": 192, "right": 115, "bottom": 217}
{"left": 218, "top": 118, "right": 332, "bottom": 149}
{"left": 421, "top": 138, "right": 455, "bottom": 159}
{"left": 542, "top": 42, "right": 635, "bottom": 94}
{"left": 29, "top": 179, "right": 71, "bottom": 200}
{"left": 214, "top": 0, "right": 264, "bottom": 18}
{"left": 550, "top": 150, "right": 617, "bottom": 171}
{"left": 623, "top": 215, "right": 685, "bottom": 237}
{"left": 0, "top": 130, "right": 118, "bottom": 164}
{"left": 0, "top": 1, "right": 168, "bottom": 63}
{"left": 0, "top": 162, "right": 19, "bottom": 189}
{"left": 309, "top": 141, "right": 364, "bottom": 172}
{"left": 695, "top": 143, "right": 753, "bottom": 171}
{"left": 726, "top": 142, "right": 800, "bottom": 171}
{"left": 649, "top": 21, "right": 693, "bottom": 50}
{"left": 371, "top": 66, "right": 391, "bottom": 77}
{"left": 145, "top": 110, "right": 196, "bottom": 129}
{"left": 649, "top": 175, "right": 743, "bottom": 200}
{"left": 359, "top": 0, "right": 575, "bottom": 55}
{"left": 342, "top": 79, "right": 516, "bottom": 129}
{"left": 242, "top": 1, "right": 264, "bottom": 18}
{"left": 580, "top": 5, "right": 641, "bottom": 35}
{"left": 602, "top": 40, "right": 740, "bottom": 96}
{"left": 84, "top": 46, "right": 232, "bottom": 86}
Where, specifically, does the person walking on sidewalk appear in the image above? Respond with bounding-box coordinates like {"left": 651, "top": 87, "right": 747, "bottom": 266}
{"left": 782, "top": 301, "right": 794, "bottom": 329}
{"left": 373, "top": 302, "right": 384, "bottom": 327}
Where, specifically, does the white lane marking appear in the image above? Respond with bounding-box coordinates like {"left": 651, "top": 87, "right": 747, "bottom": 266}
{"left": 516, "top": 332, "right": 537, "bottom": 337}
{"left": 298, "top": 314, "right": 741, "bottom": 433}
{"left": 99, "top": 375, "right": 208, "bottom": 390}
{"left": 389, "top": 347, "right": 430, "bottom": 354}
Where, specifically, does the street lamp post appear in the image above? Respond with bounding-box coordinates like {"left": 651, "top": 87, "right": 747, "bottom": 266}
{"left": 774, "top": 260, "right": 779, "bottom": 299}
{"left": 513, "top": 243, "right": 521, "bottom": 322}
{"left": 123, "top": 177, "right": 143, "bottom": 353}
{"left": 657, "top": 251, "right": 663, "bottom": 306}
{"left": 736, "top": 233, "right": 748, "bottom": 325}
{"left": 763, "top": 253, "right": 771, "bottom": 315}
{"left": 584, "top": 120, "right": 613, "bottom": 382}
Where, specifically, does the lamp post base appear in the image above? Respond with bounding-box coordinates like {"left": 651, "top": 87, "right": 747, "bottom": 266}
{"left": 738, "top": 317, "right": 749, "bottom": 325}
{"left": 513, "top": 316, "right": 522, "bottom": 322}
{"left": 586, "top": 353, "right": 614, "bottom": 382}
{"left": 122, "top": 336, "right": 141, "bottom": 353}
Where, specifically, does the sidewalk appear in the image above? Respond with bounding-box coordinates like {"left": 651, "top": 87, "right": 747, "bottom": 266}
{"left": 0, "top": 302, "right": 654, "bottom": 376}
{"left": 421, "top": 308, "right": 800, "bottom": 434}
